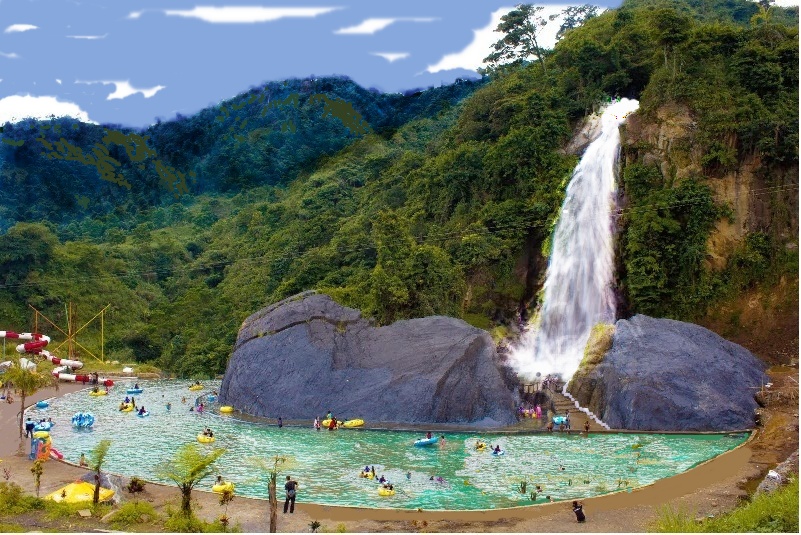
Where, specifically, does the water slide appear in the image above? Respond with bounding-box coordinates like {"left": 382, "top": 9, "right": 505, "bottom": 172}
{"left": 0, "top": 330, "right": 111, "bottom": 385}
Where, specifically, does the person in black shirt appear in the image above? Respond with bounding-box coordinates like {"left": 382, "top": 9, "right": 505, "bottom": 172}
{"left": 572, "top": 500, "right": 586, "bottom": 523}
{"left": 283, "top": 475, "right": 298, "bottom": 513}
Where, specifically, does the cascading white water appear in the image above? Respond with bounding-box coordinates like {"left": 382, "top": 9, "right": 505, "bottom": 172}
{"left": 509, "top": 98, "right": 639, "bottom": 381}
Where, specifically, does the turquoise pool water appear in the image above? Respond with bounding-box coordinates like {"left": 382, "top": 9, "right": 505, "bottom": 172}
{"left": 33, "top": 380, "right": 748, "bottom": 510}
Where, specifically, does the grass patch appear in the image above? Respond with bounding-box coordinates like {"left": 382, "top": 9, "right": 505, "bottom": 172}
{"left": 650, "top": 504, "right": 703, "bottom": 533}
{"left": 650, "top": 477, "right": 799, "bottom": 532}
{"left": 0, "top": 523, "right": 26, "bottom": 532}
{"left": 463, "top": 313, "right": 491, "bottom": 330}
{"left": 42, "top": 501, "right": 86, "bottom": 520}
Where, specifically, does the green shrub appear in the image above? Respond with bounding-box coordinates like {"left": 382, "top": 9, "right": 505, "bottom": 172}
{"left": 126, "top": 476, "right": 147, "bottom": 495}
{"left": 0, "top": 523, "right": 25, "bottom": 532}
{"left": 162, "top": 508, "right": 238, "bottom": 533}
{"left": 110, "top": 501, "right": 160, "bottom": 528}
{"left": 164, "top": 511, "right": 206, "bottom": 533}
{"left": 0, "top": 482, "right": 43, "bottom": 516}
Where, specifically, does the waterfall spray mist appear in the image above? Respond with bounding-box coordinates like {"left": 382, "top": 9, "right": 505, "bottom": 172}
{"left": 509, "top": 98, "right": 640, "bottom": 381}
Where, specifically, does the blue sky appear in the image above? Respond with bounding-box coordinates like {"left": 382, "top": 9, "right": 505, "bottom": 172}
{"left": 0, "top": 0, "right": 627, "bottom": 128}
{"left": 1, "top": 0, "right": 793, "bottom": 129}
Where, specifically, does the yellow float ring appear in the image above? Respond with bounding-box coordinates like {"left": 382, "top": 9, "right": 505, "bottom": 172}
{"left": 212, "top": 482, "right": 234, "bottom": 493}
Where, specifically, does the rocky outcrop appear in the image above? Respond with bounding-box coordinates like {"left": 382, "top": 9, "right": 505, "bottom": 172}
{"left": 219, "top": 292, "right": 518, "bottom": 426}
{"left": 567, "top": 315, "right": 767, "bottom": 431}
{"left": 622, "top": 103, "right": 798, "bottom": 271}
{"left": 755, "top": 451, "right": 799, "bottom": 495}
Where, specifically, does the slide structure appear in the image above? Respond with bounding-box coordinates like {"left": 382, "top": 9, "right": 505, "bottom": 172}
{"left": 1, "top": 330, "right": 112, "bottom": 385}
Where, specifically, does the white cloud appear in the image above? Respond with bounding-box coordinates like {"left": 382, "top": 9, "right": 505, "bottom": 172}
{"left": 76, "top": 80, "right": 166, "bottom": 100}
{"left": 66, "top": 34, "right": 108, "bottom": 40}
{"left": 0, "top": 95, "right": 95, "bottom": 124}
{"left": 5, "top": 24, "right": 38, "bottom": 33}
{"left": 335, "top": 18, "right": 395, "bottom": 34}
{"left": 371, "top": 52, "right": 409, "bottom": 63}
{"left": 426, "top": 7, "right": 512, "bottom": 73}
{"left": 160, "top": 6, "right": 339, "bottom": 23}
{"left": 427, "top": 5, "right": 600, "bottom": 74}
{"left": 335, "top": 17, "right": 436, "bottom": 35}
{"left": 56, "top": 79, "right": 62, "bottom": 84}
{"left": 0, "top": 51, "right": 20, "bottom": 59}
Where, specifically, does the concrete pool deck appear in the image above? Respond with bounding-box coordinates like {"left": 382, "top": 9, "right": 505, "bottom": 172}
{"left": 0, "top": 382, "right": 768, "bottom": 532}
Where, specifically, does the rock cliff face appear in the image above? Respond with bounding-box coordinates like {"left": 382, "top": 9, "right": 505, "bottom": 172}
{"left": 219, "top": 292, "right": 518, "bottom": 426}
{"left": 622, "top": 103, "right": 798, "bottom": 271}
{"left": 567, "top": 315, "right": 766, "bottom": 431}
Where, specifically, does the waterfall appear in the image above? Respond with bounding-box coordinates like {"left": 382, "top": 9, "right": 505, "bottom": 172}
{"left": 510, "top": 98, "right": 639, "bottom": 381}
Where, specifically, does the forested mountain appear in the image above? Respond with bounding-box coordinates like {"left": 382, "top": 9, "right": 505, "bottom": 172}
{"left": 0, "top": 0, "right": 797, "bottom": 376}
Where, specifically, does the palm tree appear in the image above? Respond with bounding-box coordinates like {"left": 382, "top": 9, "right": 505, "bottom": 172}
{"left": 88, "top": 439, "right": 111, "bottom": 505}
{"left": 249, "top": 455, "right": 295, "bottom": 533}
{"left": 3, "top": 358, "right": 56, "bottom": 447}
{"left": 155, "top": 443, "right": 225, "bottom": 515}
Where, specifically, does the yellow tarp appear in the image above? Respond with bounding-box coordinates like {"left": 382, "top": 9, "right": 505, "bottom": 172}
{"left": 44, "top": 481, "right": 115, "bottom": 503}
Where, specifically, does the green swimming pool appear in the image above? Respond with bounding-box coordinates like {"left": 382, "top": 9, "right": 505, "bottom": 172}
{"left": 33, "top": 380, "right": 748, "bottom": 510}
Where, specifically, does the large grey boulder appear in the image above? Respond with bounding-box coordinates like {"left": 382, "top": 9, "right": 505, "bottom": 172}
{"left": 567, "top": 315, "right": 767, "bottom": 431}
{"left": 219, "top": 292, "right": 517, "bottom": 426}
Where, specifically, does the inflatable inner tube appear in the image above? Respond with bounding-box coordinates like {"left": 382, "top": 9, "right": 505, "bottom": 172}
{"left": 413, "top": 437, "right": 439, "bottom": 447}
{"left": 212, "top": 482, "right": 235, "bottom": 494}
{"left": 378, "top": 488, "right": 395, "bottom": 496}
{"left": 197, "top": 434, "right": 215, "bottom": 443}
{"left": 32, "top": 430, "right": 50, "bottom": 439}
{"left": 219, "top": 406, "right": 234, "bottom": 413}
{"left": 89, "top": 390, "right": 108, "bottom": 396}
{"left": 126, "top": 388, "right": 143, "bottom": 394}
{"left": 359, "top": 471, "right": 375, "bottom": 479}
{"left": 136, "top": 411, "right": 150, "bottom": 418}
{"left": 36, "top": 401, "right": 49, "bottom": 409}
{"left": 342, "top": 419, "right": 364, "bottom": 428}
{"left": 491, "top": 449, "right": 505, "bottom": 456}
{"left": 188, "top": 384, "right": 204, "bottom": 391}
{"left": 119, "top": 403, "right": 134, "bottom": 412}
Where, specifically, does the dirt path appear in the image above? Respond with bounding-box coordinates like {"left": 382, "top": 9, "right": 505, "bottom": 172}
{"left": 0, "top": 368, "right": 796, "bottom": 533}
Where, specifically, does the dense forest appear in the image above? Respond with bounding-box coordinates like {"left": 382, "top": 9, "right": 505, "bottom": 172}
{"left": 0, "top": 0, "right": 797, "bottom": 377}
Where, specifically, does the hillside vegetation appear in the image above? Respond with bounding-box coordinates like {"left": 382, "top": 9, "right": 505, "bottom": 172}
{"left": 0, "top": 0, "right": 797, "bottom": 377}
